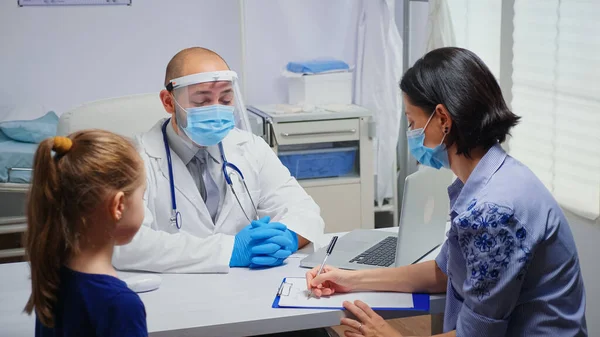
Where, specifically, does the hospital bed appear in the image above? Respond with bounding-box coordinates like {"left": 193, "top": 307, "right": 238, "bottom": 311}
{"left": 0, "top": 148, "right": 31, "bottom": 262}
{"left": 0, "top": 122, "right": 38, "bottom": 187}
{"left": 0, "top": 124, "right": 40, "bottom": 261}
{"left": 0, "top": 135, "right": 35, "bottom": 216}
{"left": 0, "top": 93, "right": 167, "bottom": 262}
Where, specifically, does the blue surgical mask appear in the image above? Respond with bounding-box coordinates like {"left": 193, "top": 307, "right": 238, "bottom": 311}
{"left": 406, "top": 111, "right": 450, "bottom": 170}
{"left": 177, "top": 104, "right": 235, "bottom": 146}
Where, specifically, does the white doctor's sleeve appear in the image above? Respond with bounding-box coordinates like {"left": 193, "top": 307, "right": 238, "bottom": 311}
{"left": 112, "top": 156, "right": 235, "bottom": 274}
{"left": 254, "top": 136, "right": 325, "bottom": 246}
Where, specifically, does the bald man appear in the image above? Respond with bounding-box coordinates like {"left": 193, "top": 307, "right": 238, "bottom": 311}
{"left": 112, "top": 47, "right": 325, "bottom": 274}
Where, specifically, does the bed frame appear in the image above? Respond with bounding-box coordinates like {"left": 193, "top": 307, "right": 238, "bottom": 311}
{"left": 0, "top": 167, "right": 30, "bottom": 262}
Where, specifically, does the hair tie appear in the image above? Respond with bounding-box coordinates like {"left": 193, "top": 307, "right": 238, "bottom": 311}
{"left": 52, "top": 136, "right": 73, "bottom": 155}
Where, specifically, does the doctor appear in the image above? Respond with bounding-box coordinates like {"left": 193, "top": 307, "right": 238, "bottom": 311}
{"left": 113, "top": 47, "right": 325, "bottom": 273}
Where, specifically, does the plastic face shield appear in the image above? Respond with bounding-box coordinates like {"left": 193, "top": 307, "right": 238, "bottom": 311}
{"left": 166, "top": 70, "right": 251, "bottom": 133}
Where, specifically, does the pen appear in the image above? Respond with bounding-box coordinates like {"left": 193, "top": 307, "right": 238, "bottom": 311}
{"left": 308, "top": 235, "right": 338, "bottom": 299}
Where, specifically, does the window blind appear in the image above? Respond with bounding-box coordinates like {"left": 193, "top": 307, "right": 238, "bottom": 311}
{"left": 510, "top": 0, "right": 600, "bottom": 220}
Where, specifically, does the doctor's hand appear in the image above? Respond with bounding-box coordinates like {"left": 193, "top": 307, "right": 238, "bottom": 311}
{"left": 306, "top": 265, "right": 357, "bottom": 297}
{"left": 250, "top": 219, "right": 298, "bottom": 253}
{"left": 230, "top": 222, "right": 259, "bottom": 267}
{"left": 229, "top": 216, "right": 295, "bottom": 268}
{"left": 248, "top": 218, "right": 298, "bottom": 268}
{"left": 230, "top": 216, "right": 274, "bottom": 267}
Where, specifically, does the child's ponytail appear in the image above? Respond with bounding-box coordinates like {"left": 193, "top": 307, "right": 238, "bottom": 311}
{"left": 24, "top": 136, "right": 72, "bottom": 327}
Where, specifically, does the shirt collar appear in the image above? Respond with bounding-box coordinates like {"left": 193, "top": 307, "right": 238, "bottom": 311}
{"left": 165, "top": 119, "right": 220, "bottom": 165}
{"left": 449, "top": 143, "right": 507, "bottom": 214}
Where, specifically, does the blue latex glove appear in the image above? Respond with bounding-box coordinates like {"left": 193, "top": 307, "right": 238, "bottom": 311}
{"left": 248, "top": 221, "right": 299, "bottom": 268}
{"left": 251, "top": 221, "right": 299, "bottom": 253}
{"left": 249, "top": 222, "right": 292, "bottom": 268}
{"left": 229, "top": 216, "right": 272, "bottom": 267}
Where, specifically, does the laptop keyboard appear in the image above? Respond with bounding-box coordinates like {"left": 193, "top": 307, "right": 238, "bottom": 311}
{"left": 349, "top": 236, "right": 397, "bottom": 267}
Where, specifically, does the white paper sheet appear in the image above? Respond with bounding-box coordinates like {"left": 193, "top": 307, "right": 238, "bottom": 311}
{"left": 277, "top": 277, "right": 414, "bottom": 309}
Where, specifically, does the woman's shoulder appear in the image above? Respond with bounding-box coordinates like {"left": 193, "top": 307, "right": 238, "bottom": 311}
{"left": 455, "top": 158, "right": 563, "bottom": 243}
{"left": 491, "top": 155, "right": 553, "bottom": 200}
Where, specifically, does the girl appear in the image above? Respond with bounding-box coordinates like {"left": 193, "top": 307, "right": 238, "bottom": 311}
{"left": 23, "top": 130, "right": 148, "bottom": 337}
{"left": 306, "top": 47, "right": 587, "bottom": 337}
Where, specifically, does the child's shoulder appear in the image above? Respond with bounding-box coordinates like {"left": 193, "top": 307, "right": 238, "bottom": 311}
{"left": 62, "top": 268, "right": 147, "bottom": 334}
{"left": 106, "top": 286, "right": 145, "bottom": 311}
{"left": 62, "top": 267, "right": 126, "bottom": 290}
{"left": 62, "top": 267, "right": 143, "bottom": 309}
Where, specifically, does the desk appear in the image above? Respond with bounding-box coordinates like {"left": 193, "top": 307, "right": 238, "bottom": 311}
{"left": 0, "top": 228, "right": 446, "bottom": 337}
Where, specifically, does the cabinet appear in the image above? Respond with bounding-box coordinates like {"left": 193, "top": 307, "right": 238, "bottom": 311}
{"left": 248, "top": 105, "right": 374, "bottom": 233}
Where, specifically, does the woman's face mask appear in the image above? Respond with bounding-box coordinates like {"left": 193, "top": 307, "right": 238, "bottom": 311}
{"left": 406, "top": 110, "right": 450, "bottom": 170}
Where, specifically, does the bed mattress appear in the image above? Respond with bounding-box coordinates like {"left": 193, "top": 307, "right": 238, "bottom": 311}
{"left": 0, "top": 132, "right": 35, "bottom": 183}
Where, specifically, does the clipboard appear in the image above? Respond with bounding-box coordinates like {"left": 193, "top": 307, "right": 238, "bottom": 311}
{"left": 272, "top": 277, "right": 430, "bottom": 311}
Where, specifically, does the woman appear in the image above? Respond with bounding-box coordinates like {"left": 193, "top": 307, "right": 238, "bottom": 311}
{"left": 306, "top": 47, "right": 587, "bottom": 337}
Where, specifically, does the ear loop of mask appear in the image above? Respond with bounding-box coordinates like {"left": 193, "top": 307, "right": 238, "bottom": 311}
{"left": 170, "top": 93, "right": 189, "bottom": 129}
{"left": 422, "top": 110, "right": 448, "bottom": 147}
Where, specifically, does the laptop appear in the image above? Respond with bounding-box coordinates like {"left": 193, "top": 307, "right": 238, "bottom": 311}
{"left": 300, "top": 167, "right": 451, "bottom": 270}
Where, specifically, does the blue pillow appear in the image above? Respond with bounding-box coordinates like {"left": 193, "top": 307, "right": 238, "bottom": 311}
{"left": 0, "top": 111, "right": 58, "bottom": 143}
{"left": 0, "top": 129, "right": 10, "bottom": 142}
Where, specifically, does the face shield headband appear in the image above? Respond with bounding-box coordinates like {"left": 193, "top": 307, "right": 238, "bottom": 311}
{"left": 166, "top": 70, "right": 251, "bottom": 133}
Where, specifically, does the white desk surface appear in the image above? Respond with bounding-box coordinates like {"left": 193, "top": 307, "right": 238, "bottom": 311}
{"left": 0, "top": 228, "right": 446, "bottom": 337}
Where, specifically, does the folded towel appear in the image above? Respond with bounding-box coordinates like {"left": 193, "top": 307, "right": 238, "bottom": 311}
{"left": 286, "top": 59, "right": 350, "bottom": 74}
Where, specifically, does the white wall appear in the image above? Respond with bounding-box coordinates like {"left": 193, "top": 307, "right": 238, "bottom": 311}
{"left": 0, "top": 0, "right": 426, "bottom": 117}
{"left": 243, "top": 0, "right": 429, "bottom": 106}
{"left": 0, "top": 0, "right": 242, "bottom": 121}
{"left": 243, "top": 0, "right": 359, "bottom": 105}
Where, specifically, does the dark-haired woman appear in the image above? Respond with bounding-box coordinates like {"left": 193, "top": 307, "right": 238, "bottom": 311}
{"left": 305, "top": 47, "right": 587, "bottom": 337}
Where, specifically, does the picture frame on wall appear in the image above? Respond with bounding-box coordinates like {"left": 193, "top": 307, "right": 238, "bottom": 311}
{"left": 18, "top": 0, "right": 131, "bottom": 6}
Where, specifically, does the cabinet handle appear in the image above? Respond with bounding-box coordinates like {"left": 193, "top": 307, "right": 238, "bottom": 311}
{"left": 281, "top": 129, "right": 357, "bottom": 137}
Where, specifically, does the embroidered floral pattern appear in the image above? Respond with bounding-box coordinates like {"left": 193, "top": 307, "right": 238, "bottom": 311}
{"left": 453, "top": 199, "right": 531, "bottom": 300}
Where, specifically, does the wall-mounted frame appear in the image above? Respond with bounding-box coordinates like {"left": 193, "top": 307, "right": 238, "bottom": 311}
{"left": 18, "top": 0, "right": 131, "bottom": 6}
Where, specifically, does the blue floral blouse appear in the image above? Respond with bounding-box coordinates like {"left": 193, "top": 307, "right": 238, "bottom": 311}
{"left": 435, "top": 144, "right": 587, "bottom": 336}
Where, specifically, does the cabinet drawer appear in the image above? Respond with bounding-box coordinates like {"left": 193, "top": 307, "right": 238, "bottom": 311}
{"left": 304, "top": 183, "right": 362, "bottom": 233}
{"left": 274, "top": 119, "right": 359, "bottom": 145}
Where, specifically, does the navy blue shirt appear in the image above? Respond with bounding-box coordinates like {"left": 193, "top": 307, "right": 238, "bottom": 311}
{"left": 35, "top": 267, "right": 147, "bottom": 337}
{"left": 436, "top": 144, "right": 587, "bottom": 336}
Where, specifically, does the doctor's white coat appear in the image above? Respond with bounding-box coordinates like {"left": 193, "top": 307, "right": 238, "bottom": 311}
{"left": 112, "top": 119, "right": 325, "bottom": 273}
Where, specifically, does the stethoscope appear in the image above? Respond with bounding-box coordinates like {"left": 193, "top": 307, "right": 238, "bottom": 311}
{"left": 161, "top": 119, "right": 259, "bottom": 230}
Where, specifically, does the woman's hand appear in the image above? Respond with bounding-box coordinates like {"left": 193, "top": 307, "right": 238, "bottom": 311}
{"left": 341, "top": 300, "right": 403, "bottom": 337}
{"left": 305, "top": 265, "right": 358, "bottom": 297}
